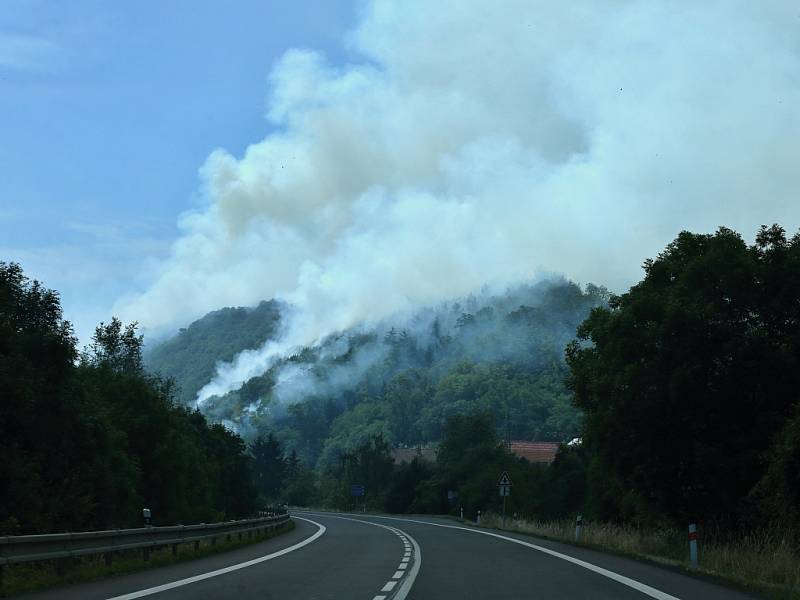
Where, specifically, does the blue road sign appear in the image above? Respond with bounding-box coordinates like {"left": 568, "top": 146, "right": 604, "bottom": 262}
{"left": 350, "top": 484, "right": 366, "bottom": 497}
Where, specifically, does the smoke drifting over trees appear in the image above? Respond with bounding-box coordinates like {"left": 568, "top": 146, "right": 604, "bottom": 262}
{"left": 119, "top": 1, "right": 800, "bottom": 399}
{"left": 146, "top": 278, "right": 608, "bottom": 468}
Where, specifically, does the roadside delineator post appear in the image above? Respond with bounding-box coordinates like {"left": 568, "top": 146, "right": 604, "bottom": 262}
{"left": 688, "top": 523, "right": 698, "bottom": 569}
{"left": 460, "top": 506, "right": 464, "bottom": 521}
{"left": 477, "top": 510, "right": 481, "bottom": 525}
{"left": 575, "top": 515, "right": 583, "bottom": 543}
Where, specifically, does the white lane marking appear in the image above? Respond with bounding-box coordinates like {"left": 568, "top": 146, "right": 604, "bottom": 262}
{"left": 392, "top": 570, "right": 403, "bottom": 579}
{"left": 298, "top": 513, "right": 422, "bottom": 600}
{"left": 104, "top": 517, "right": 326, "bottom": 600}
{"left": 343, "top": 514, "right": 681, "bottom": 600}
{"left": 381, "top": 581, "right": 397, "bottom": 592}
{"left": 398, "top": 563, "right": 408, "bottom": 569}
{"left": 401, "top": 557, "right": 409, "bottom": 563}
{"left": 372, "top": 596, "right": 386, "bottom": 600}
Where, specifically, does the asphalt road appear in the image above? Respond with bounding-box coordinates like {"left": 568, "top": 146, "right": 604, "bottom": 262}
{"left": 17, "top": 512, "right": 761, "bottom": 599}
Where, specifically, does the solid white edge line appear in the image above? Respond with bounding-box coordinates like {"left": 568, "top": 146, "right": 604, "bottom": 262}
{"left": 104, "top": 516, "right": 326, "bottom": 600}
{"left": 298, "top": 512, "right": 422, "bottom": 600}
{"left": 319, "top": 513, "right": 680, "bottom": 600}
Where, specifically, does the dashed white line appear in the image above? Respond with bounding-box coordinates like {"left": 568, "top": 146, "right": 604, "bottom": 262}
{"left": 297, "top": 512, "right": 422, "bottom": 600}
{"left": 362, "top": 515, "right": 681, "bottom": 600}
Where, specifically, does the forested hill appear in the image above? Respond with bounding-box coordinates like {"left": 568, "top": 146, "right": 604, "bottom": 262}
{"left": 144, "top": 300, "right": 282, "bottom": 405}
{"left": 146, "top": 278, "right": 610, "bottom": 469}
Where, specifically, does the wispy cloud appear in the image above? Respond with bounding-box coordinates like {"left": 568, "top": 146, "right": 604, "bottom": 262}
{"left": 63, "top": 217, "right": 172, "bottom": 248}
{"left": 2, "top": 215, "right": 173, "bottom": 344}
{"left": 0, "top": 32, "right": 61, "bottom": 72}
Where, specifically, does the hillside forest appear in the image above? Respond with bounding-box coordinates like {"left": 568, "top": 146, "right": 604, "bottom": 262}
{"left": 2, "top": 224, "right": 799, "bottom": 537}
{"left": 150, "top": 225, "right": 800, "bottom": 531}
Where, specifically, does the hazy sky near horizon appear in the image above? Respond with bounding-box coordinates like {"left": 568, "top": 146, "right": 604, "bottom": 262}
{"left": 3, "top": 1, "right": 799, "bottom": 354}
{"left": 1, "top": 0, "right": 357, "bottom": 343}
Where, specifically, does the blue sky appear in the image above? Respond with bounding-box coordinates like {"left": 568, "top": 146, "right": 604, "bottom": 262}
{"left": 1, "top": 0, "right": 357, "bottom": 342}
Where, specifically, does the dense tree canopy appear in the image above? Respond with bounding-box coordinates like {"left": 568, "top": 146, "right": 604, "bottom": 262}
{"left": 0, "top": 263, "right": 259, "bottom": 534}
{"left": 567, "top": 225, "right": 800, "bottom": 525}
{"left": 8, "top": 223, "right": 797, "bottom": 535}
{"left": 144, "top": 300, "right": 282, "bottom": 405}
{"left": 271, "top": 225, "right": 800, "bottom": 533}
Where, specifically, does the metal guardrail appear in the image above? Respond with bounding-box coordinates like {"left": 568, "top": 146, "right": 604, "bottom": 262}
{"left": 0, "top": 514, "right": 291, "bottom": 566}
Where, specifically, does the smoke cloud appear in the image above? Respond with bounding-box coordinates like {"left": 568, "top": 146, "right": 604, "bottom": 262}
{"left": 116, "top": 0, "right": 800, "bottom": 402}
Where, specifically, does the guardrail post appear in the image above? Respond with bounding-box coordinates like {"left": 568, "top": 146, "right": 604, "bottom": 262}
{"left": 688, "top": 524, "right": 699, "bottom": 569}
{"left": 211, "top": 536, "right": 217, "bottom": 547}
{"left": 104, "top": 552, "right": 112, "bottom": 566}
{"left": 143, "top": 547, "right": 150, "bottom": 562}
{"left": 172, "top": 544, "right": 178, "bottom": 557}
{"left": 194, "top": 540, "right": 200, "bottom": 552}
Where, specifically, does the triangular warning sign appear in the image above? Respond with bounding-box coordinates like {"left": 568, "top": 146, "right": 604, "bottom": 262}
{"left": 498, "top": 471, "right": 512, "bottom": 486}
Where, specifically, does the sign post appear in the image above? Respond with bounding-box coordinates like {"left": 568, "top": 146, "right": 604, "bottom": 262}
{"left": 350, "top": 484, "right": 366, "bottom": 512}
{"left": 498, "top": 471, "right": 512, "bottom": 528}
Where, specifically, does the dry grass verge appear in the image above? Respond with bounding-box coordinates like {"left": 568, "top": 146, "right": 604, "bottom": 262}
{"left": 477, "top": 513, "right": 799, "bottom": 600}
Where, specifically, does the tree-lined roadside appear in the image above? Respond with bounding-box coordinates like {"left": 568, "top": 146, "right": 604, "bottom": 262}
{"left": 253, "top": 226, "right": 800, "bottom": 598}
{"left": 0, "top": 262, "right": 259, "bottom": 535}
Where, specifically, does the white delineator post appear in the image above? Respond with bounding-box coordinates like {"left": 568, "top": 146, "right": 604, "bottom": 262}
{"left": 688, "top": 523, "right": 698, "bottom": 569}
{"left": 575, "top": 514, "right": 583, "bottom": 542}
{"left": 477, "top": 510, "right": 481, "bottom": 525}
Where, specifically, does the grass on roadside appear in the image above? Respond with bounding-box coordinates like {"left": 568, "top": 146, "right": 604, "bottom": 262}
{"left": 477, "top": 513, "right": 799, "bottom": 600}
{"left": 0, "top": 521, "right": 294, "bottom": 598}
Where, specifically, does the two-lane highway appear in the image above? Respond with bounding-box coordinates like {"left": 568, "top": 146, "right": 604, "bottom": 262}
{"left": 17, "top": 512, "right": 759, "bottom": 599}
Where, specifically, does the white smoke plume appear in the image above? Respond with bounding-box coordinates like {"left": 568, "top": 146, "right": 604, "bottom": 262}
{"left": 116, "top": 0, "right": 800, "bottom": 403}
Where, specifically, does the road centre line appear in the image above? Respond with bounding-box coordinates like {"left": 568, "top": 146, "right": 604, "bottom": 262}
{"left": 341, "top": 514, "right": 681, "bottom": 600}
{"left": 299, "top": 513, "right": 421, "bottom": 600}
{"left": 104, "top": 517, "right": 326, "bottom": 600}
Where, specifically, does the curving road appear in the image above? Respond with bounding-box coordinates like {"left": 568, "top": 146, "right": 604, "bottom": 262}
{"left": 18, "top": 512, "right": 759, "bottom": 599}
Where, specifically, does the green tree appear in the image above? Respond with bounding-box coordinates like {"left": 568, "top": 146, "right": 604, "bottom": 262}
{"left": 251, "top": 433, "right": 286, "bottom": 500}
{"left": 566, "top": 225, "right": 800, "bottom": 525}
{"left": 339, "top": 435, "right": 395, "bottom": 510}
{"left": 436, "top": 412, "right": 507, "bottom": 515}
{"left": 1, "top": 262, "right": 260, "bottom": 532}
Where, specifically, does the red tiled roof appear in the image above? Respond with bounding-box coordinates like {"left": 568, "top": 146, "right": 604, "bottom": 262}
{"left": 509, "top": 441, "right": 560, "bottom": 464}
